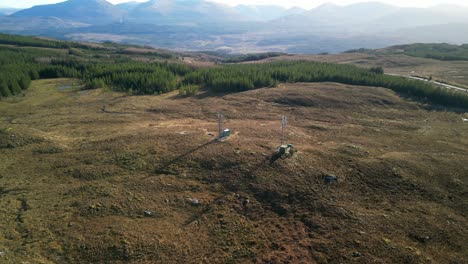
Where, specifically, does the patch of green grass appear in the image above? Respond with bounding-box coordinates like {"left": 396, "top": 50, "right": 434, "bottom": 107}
{"left": 32, "top": 145, "right": 63, "bottom": 154}
{"left": 0, "top": 128, "right": 43, "bottom": 149}
{"left": 112, "top": 151, "right": 147, "bottom": 171}
{"left": 68, "top": 165, "right": 121, "bottom": 181}
{"left": 178, "top": 84, "right": 200, "bottom": 96}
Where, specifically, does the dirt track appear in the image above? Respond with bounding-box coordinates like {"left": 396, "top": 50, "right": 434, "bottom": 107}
{"left": 388, "top": 73, "right": 468, "bottom": 93}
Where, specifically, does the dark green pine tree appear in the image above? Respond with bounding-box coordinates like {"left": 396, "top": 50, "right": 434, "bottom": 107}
{"left": 19, "top": 76, "right": 31, "bottom": 90}
{"left": 9, "top": 81, "right": 22, "bottom": 95}
{"left": 0, "top": 80, "right": 12, "bottom": 97}
{"left": 29, "top": 69, "right": 40, "bottom": 80}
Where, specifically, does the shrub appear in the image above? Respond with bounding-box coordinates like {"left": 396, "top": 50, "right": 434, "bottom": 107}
{"left": 179, "top": 85, "right": 200, "bottom": 96}
{"left": 85, "top": 78, "right": 106, "bottom": 89}
{"left": 369, "top": 67, "right": 384, "bottom": 74}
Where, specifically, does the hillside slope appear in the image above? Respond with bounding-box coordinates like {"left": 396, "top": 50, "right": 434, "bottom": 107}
{"left": 0, "top": 78, "right": 466, "bottom": 263}
{"left": 128, "top": 0, "right": 244, "bottom": 25}
{"left": 0, "top": 8, "right": 20, "bottom": 16}
{"left": 11, "top": 0, "right": 125, "bottom": 24}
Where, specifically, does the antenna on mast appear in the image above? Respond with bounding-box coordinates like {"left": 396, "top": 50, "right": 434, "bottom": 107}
{"left": 218, "top": 112, "right": 223, "bottom": 136}
{"left": 281, "top": 115, "right": 287, "bottom": 145}
{"left": 270, "top": 115, "right": 295, "bottom": 164}
{"left": 216, "top": 112, "right": 231, "bottom": 140}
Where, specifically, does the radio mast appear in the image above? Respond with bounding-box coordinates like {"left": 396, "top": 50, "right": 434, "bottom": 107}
{"left": 218, "top": 112, "right": 223, "bottom": 136}
{"left": 281, "top": 115, "right": 287, "bottom": 145}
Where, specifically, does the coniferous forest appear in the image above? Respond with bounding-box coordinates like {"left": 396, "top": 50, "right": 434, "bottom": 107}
{"left": 183, "top": 62, "right": 468, "bottom": 108}
{"left": 0, "top": 34, "right": 467, "bottom": 109}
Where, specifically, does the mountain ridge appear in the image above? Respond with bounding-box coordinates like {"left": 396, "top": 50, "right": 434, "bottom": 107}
{"left": 4, "top": 1, "right": 468, "bottom": 54}
{"left": 12, "top": 0, "right": 126, "bottom": 24}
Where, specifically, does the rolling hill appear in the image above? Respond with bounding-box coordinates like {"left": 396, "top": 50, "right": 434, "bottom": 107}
{"left": 116, "top": 1, "right": 141, "bottom": 12}
{"left": 11, "top": 0, "right": 125, "bottom": 24}
{"left": 127, "top": 0, "right": 245, "bottom": 25}
{"left": 233, "top": 5, "right": 305, "bottom": 21}
{"left": 0, "top": 8, "right": 20, "bottom": 16}
{"left": 272, "top": 2, "right": 468, "bottom": 34}
{"left": 0, "top": 16, "right": 89, "bottom": 35}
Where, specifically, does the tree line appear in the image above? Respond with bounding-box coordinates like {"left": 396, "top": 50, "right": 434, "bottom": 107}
{"left": 0, "top": 65, "right": 35, "bottom": 97}
{"left": 0, "top": 47, "right": 44, "bottom": 97}
{"left": 0, "top": 44, "right": 194, "bottom": 97}
{"left": 182, "top": 61, "right": 468, "bottom": 108}
{"left": 1, "top": 36, "right": 467, "bottom": 109}
{"left": 0, "top": 33, "right": 99, "bottom": 50}
{"left": 223, "top": 52, "right": 286, "bottom": 63}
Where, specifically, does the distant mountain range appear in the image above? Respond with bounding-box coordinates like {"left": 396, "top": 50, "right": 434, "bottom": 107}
{"left": 125, "top": 0, "right": 243, "bottom": 25}
{"left": 2, "top": 0, "right": 468, "bottom": 53}
{"left": 12, "top": 0, "right": 125, "bottom": 24}
{"left": 0, "top": 8, "right": 20, "bottom": 16}
{"left": 8, "top": 0, "right": 303, "bottom": 24}
{"left": 233, "top": 5, "right": 305, "bottom": 21}
{"left": 115, "top": 1, "right": 141, "bottom": 12}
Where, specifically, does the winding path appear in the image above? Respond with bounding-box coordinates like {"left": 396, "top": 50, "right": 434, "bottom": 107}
{"left": 387, "top": 73, "right": 468, "bottom": 93}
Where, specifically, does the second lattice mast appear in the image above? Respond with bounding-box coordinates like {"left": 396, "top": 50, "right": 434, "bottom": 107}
{"left": 218, "top": 112, "right": 223, "bottom": 136}
{"left": 281, "top": 115, "right": 287, "bottom": 145}
{"left": 217, "top": 112, "right": 231, "bottom": 140}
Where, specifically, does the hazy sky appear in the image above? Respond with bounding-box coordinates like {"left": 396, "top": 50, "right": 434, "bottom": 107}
{"left": 1, "top": 0, "right": 468, "bottom": 9}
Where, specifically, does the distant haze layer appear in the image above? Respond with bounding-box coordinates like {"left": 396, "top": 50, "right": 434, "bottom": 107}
{"left": 2, "top": 0, "right": 468, "bottom": 8}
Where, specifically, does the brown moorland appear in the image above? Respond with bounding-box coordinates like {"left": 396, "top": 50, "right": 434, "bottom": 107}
{"left": 0, "top": 78, "right": 467, "bottom": 263}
